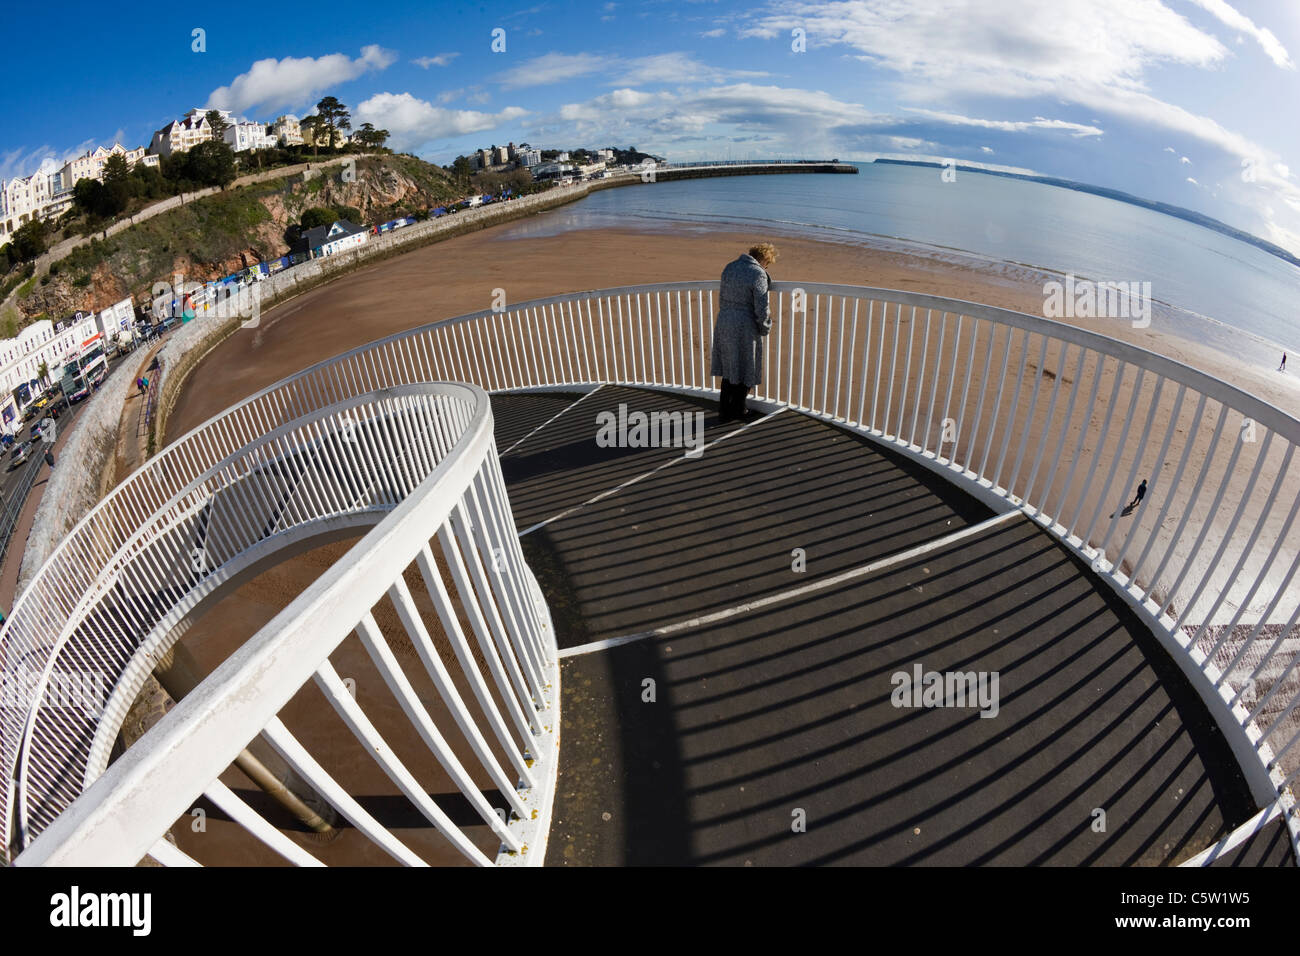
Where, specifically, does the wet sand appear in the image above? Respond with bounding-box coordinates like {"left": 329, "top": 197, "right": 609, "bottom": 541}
{"left": 166, "top": 223, "right": 1300, "bottom": 437}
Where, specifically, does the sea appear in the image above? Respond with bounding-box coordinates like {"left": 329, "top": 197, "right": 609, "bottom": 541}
{"left": 492, "top": 161, "right": 1300, "bottom": 370}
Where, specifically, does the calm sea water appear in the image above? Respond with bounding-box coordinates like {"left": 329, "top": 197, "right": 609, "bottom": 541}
{"left": 493, "top": 162, "right": 1300, "bottom": 361}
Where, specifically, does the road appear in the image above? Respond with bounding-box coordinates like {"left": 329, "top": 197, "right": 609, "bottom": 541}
{"left": 0, "top": 341, "right": 142, "bottom": 584}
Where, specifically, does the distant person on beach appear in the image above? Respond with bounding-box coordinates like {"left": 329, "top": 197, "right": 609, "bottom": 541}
{"left": 1281, "top": 352, "right": 1288, "bottom": 372}
{"left": 1127, "top": 478, "right": 1148, "bottom": 511}
{"left": 712, "top": 243, "right": 778, "bottom": 422}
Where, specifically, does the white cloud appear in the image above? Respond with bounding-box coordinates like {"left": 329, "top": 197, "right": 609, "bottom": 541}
{"left": 414, "top": 53, "right": 460, "bottom": 68}
{"left": 536, "top": 82, "right": 896, "bottom": 160}
{"left": 737, "top": 1, "right": 1300, "bottom": 249}
{"left": 981, "top": 145, "right": 994, "bottom": 153}
{"left": 207, "top": 45, "right": 397, "bottom": 115}
{"left": 494, "top": 50, "right": 766, "bottom": 89}
{"left": 901, "top": 107, "right": 1103, "bottom": 137}
{"left": 1181, "top": 155, "right": 1191, "bottom": 164}
{"left": 744, "top": 0, "right": 1228, "bottom": 93}
{"left": 354, "top": 92, "right": 527, "bottom": 150}
{"left": 701, "top": 28, "right": 726, "bottom": 38}
{"left": 1187, "top": 177, "right": 1200, "bottom": 184}
{"left": 1, "top": 138, "right": 99, "bottom": 181}
{"left": 1164, "top": 145, "right": 1177, "bottom": 152}
{"left": 495, "top": 52, "right": 615, "bottom": 89}
{"left": 1183, "top": 0, "right": 1293, "bottom": 68}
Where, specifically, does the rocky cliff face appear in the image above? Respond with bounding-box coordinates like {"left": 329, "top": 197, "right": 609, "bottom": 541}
{"left": 14, "top": 155, "right": 459, "bottom": 323}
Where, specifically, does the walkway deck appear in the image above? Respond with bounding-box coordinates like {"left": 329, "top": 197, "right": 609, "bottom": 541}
{"left": 489, "top": 387, "right": 1293, "bottom": 867}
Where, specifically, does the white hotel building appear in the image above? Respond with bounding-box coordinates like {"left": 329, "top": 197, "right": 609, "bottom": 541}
{"left": 57, "top": 144, "right": 159, "bottom": 192}
{"left": 0, "top": 170, "right": 60, "bottom": 244}
{"left": 0, "top": 310, "right": 106, "bottom": 433}
{"left": 270, "top": 115, "right": 303, "bottom": 147}
{"left": 149, "top": 109, "right": 220, "bottom": 159}
{"left": 1, "top": 144, "right": 158, "bottom": 244}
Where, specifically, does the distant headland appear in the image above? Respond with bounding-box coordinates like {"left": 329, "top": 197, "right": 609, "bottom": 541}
{"left": 873, "top": 158, "right": 1300, "bottom": 270}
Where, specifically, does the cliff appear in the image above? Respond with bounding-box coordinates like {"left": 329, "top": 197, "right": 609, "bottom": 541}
{"left": 10, "top": 155, "right": 466, "bottom": 325}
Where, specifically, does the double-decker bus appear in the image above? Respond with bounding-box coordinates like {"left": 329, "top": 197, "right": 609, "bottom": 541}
{"left": 59, "top": 334, "right": 108, "bottom": 403}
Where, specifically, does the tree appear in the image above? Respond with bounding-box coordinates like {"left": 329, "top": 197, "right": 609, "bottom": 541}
{"left": 354, "top": 122, "right": 390, "bottom": 151}
{"left": 205, "top": 110, "right": 231, "bottom": 144}
{"left": 184, "top": 140, "right": 237, "bottom": 188}
{"left": 101, "top": 154, "right": 134, "bottom": 214}
{"left": 102, "top": 153, "right": 130, "bottom": 186}
{"left": 314, "top": 97, "right": 351, "bottom": 150}
{"left": 10, "top": 221, "right": 47, "bottom": 262}
{"left": 300, "top": 207, "right": 339, "bottom": 229}
{"left": 37, "top": 361, "right": 49, "bottom": 388}
{"left": 129, "top": 161, "right": 167, "bottom": 199}
{"left": 73, "top": 177, "right": 107, "bottom": 215}
{"left": 451, "top": 155, "right": 472, "bottom": 183}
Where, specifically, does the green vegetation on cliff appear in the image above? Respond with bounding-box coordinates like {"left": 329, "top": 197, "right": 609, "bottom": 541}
{"left": 58, "top": 183, "right": 279, "bottom": 295}
{"left": 10, "top": 154, "right": 467, "bottom": 325}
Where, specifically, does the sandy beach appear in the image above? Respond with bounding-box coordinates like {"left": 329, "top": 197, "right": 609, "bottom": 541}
{"left": 162, "top": 220, "right": 1300, "bottom": 633}
{"left": 167, "top": 223, "right": 1300, "bottom": 436}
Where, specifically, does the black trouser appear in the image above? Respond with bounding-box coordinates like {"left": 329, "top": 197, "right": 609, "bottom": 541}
{"left": 719, "top": 379, "right": 751, "bottom": 419}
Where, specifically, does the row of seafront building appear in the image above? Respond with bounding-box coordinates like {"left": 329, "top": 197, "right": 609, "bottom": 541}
{"left": 3, "top": 123, "right": 628, "bottom": 250}
{"left": 0, "top": 299, "right": 135, "bottom": 436}
{"left": 0, "top": 110, "right": 328, "bottom": 246}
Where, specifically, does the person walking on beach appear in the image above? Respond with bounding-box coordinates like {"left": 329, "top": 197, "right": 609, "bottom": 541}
{"left": 1281, "top": 352, "right": 1288, "bottom": 372}
{"left": 1127, "top": 478, "right": 1148, "bottom": 511}
{"left": 712, "top": 243, "right": 778, "bottom": 422}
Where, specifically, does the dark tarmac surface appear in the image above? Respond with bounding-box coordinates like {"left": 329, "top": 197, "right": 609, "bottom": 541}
{"left": 487, "top": 390, "right": 1291, "bottom": 867}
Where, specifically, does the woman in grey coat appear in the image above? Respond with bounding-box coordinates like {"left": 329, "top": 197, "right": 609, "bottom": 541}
{"left": 711, "top": 243, "right": 777, "bottom": 422}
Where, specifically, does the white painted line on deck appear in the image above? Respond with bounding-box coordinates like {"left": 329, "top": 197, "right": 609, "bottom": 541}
{"left": 558, "top": 508, "right": 1023, "bottom": 658}
{"left": 1180, "top": 800, "right": 1286, "bottom": 866}
{"left": 519, "top": 407, "right": 787, "bottom": 538}
{"left": 500, "top": 384, "right": 605, "bottom": 457}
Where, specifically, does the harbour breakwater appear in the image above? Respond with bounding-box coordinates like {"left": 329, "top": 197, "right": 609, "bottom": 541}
{"left": 646, "top": 162, "right": 857, "bottom": 181}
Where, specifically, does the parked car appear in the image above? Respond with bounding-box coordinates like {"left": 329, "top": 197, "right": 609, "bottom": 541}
{"left": 8, "top": 441, "right": 31, "bottom": 470}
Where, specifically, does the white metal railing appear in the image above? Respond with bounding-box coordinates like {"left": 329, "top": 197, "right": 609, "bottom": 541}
{"left": 4, "top": 356, "right": 557, "bottom": 865}
{"left": 6, "top": 280, "right": 1299, "bottom": 863}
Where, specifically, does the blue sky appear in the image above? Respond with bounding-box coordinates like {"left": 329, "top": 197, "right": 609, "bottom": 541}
{"left": 5, "top": 0, "right": 1300, "bottom": 254}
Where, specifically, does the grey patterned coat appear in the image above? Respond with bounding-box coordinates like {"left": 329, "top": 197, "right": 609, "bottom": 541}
{"left": 710, "top": 254, "right": 772, "bottom": 387}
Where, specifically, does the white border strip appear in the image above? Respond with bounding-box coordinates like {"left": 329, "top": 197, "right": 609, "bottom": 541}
{"left": 519, "top": 408, "right": 787, "bottom": 538}
{"left": 558, "top": 508, "right": 1022, "bottom": 658}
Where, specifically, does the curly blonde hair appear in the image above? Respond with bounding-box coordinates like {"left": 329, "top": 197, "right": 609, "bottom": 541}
{"left": 748, "top": 242, "right": 779, "bottom": 267}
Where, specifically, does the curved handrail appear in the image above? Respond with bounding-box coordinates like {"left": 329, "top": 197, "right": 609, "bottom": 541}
{"left": 16, "top": 385, "right": 470, "bottom": 823}
{"left": 5, "top": 371, "right": 558, "bottom": 864}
